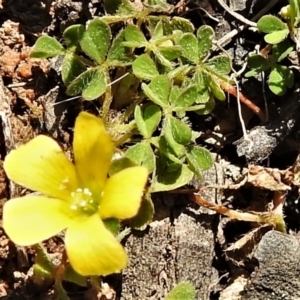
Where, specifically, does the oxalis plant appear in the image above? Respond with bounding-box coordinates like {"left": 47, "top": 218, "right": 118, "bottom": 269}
{"left": 31, "top": 0, "right": 232, "bottom": 194}
{"left": 246, "top": 0, "right": 300, "bottom": 95}
{"left": 4, "top": 0, "right": 286, "bottom": 298}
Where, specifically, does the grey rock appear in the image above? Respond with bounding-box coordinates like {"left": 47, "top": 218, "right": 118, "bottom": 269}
{"left": 244, "top": 231, "right": 300, "bottom": 300}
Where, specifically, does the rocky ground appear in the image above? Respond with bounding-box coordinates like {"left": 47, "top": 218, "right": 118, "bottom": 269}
{"left": 1, "top": 0, "right": 300, "bottom": 299}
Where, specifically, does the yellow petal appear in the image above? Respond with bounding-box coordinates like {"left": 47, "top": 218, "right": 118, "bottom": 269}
{"left": 73, "top": 112, "right": 114, "bottom": 197}
{"left": 4, "top": 135, "right": 78, "bottom": 201}
{"left": 65, "top": 214, "right": 127, "bottom": 276}
{"left": 99, "top": 166, "right": 148, "bottom": 220}
{"left": 3, "top": 195, "right": 72, "bottom": 246}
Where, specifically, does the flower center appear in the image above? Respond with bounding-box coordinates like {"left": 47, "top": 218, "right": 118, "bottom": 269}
{"left": 69, "top": 188, "right": 99, "bottom": 215}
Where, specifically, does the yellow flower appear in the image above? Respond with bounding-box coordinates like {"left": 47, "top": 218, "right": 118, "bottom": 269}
{"left": 3, "top": 112, "right": 148, "bottom": 276}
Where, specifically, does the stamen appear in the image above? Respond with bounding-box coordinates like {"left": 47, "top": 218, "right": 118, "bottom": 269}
{"left": 70, "top": 204, "right": 77, "bottom": 210}
{"left": 80, "top": 200, "right": 87, "bottom": 207}
{"left": 69, "top": 187, "right": 99, "bottom": 215}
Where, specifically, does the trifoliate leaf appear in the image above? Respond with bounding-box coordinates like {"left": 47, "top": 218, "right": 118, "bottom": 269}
{"left": 66, "top": 67, "right": 106, "bottom": 100}
{"left": 142, "top": 75, "right": 171, "bottom": 106}
{"left": 107, "top": 29, "right": 133, "bottom": 65}
{"left": 30, "top": 36, "right": 65, "bottom": 58}
{"left": 125, "top": 24, "right": 147, "bottom": 45}
{"left": 257, "top": 15, "right": 288, "bottom": 33}
{"left": 63, "top": 25, "right": 84, "bottom": 52}
{"left": 205, "top": 55, "right": 231, "bottom": 75}
{"left": 269, "top": 65, "right": 294, "bottom": 95}
{"left": 79, "top": 19, "right": 111, "bottom": 64}
{"left": 151, "top": 163, "right": 193, "bottom": 192}
{"left": 165, "top": 116, "right": 192, "bottom": 145}
{"left": 134, "top": 105, "right": 162, "bottom": 139}
{"left": 132, "top": 54, "right": 159, "bottom": 80}
{"left": 178, "top": 33, "right": 199, "bottom": 63}
{"left": 125, "top": 142, "right": 156, "bottom": 173}
{"left": 172, "top": 85, "right": 198, "bottom": 107}
{"left": 169, "top": 17, "right": 194, "bottom": 33}
{"left": 197, "top": 25, "right": 214, "bottom": 60}
{"left": 61, "top": 53, "right": 86, "bottom": 86}
{"left": 186, "top": 145, "right": 213, "bottom": 176}
{"left": 165, "top": 282, "right": 196, "bottom": 300}
{"left": 245, "top": 54, "right": 270, "bottom": 76}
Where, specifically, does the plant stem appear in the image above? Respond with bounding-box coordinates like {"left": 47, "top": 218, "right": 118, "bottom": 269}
{"left": 113, "top": 121, "right": 137, "bottom": 147}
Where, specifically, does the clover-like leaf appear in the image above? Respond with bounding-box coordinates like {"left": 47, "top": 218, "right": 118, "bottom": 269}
{"left": 63, "top": 25, "right": 84, "bottom": 52}
{"left": 135, "top": 105, "right": 162, "bottom": 139}
{"left": 125, "top": 142, "right": 156, "bottom": 173}
{"left": 264, "top": 29, "right": 289, "bottom": 44}
{"left": 205, "top": 55, "right": 231, "bottom": 75}
{"left": 61, "top": 53, "right": 87, "bottom": 86}
{"left": 142, "top": 75, "right": 171, "bottom": 107}
{"left": 186, "top": 145, "right": 213, "bottom": 176}
{"left": 132, "top": 54, "right": 159, "bottom": 80}
{"left": 31, "top": 36, "right": 65, "bottom": 58}
{"left": 257, "top": 15, "right": 288, "bottom": 33}
{"left": 151, "top": 163, "right": 193, "bottom": 192}
{"left": 125, "top": 24, "right": 147, "bottom": 45}
{"left": 79, "top": 19, "right": 111, "bottom": 64}
{"left": 151, "top": 136, "right": 184, "bottom": 163}
{"left": 269, "top": 65, "right": 294, "bottom": 95}
{"left": 165, "top": 282, "right": 196, "bottom": 300}
{"left": 245, "top": 54, "right": 270, "bottom": 77}
{"left": 107, "top": 29, "right": 133, "bottom": 65}
{"left": 172, "top": 85, "right": 198, "bottom": 107}
{"left": 192, "top": 71, "right": 210, "bottom": 102}
{"left": 169, "top": 17, "right": 195, "bottom": 33}
{"left": 197, "top": 25, "right": 214, "bottom": 60}
{"left": 66, "top": 67, "right": 107, "bottom": 100}
{"left": 165, "top": 116, "right": 192, "bottom": 145}
{"left": 178, "top": 33, "right": 199, "bottom": 64}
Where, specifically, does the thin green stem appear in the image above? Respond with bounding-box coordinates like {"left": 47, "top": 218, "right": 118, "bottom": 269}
{"left": 102, "top": 73, "right": 113, "bottom": 122}
{"left": 119, "top": 94, "right": 146, "bottom": 123}
{"left": 114, "top": 121, "right": 137, "bottom": 147}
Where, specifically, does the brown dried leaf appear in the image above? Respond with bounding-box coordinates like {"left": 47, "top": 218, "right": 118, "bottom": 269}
{"left": 247, "top": 165, "right": 291, "bottom": 191}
